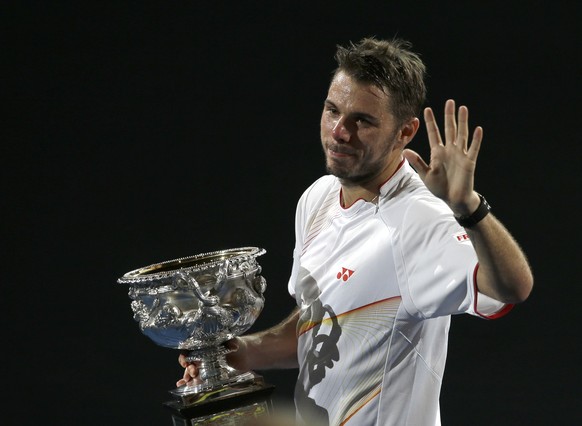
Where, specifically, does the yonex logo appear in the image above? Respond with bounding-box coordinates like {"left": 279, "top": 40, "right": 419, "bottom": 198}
{"left": 337, "top": 267, "right": 354, "bottom": 282}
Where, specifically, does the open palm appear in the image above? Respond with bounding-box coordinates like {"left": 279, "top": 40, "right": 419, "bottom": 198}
{"left": 404, "top": 99, "right": 483, "bottom": 214}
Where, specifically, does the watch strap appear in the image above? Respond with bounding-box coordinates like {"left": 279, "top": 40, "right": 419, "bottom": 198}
{"left": 455, "top": 193, "right": 491, "bottom": 228}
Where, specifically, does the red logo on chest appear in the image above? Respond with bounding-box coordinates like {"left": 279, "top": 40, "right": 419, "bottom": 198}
{"left": 337, "top": 267, "right": 355, "bottom": 282}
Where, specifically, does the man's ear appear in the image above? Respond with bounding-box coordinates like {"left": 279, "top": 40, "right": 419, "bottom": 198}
{"left": 398, "top": 117, "right": 420, "bottom": 148}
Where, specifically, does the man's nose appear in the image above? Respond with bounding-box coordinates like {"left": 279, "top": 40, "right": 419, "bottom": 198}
{"left": 332, "top": 117, "right": 351, "bottom": 143}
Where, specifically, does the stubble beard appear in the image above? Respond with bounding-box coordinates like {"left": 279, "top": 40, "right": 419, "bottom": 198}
{"left": 326, "top": 161, "right": 381, "bottom": 186}
{"left": 324, "top": 139, "right": 396, "bottom": 187}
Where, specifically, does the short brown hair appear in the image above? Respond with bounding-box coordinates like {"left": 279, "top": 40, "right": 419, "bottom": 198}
{"left": 333, "top": 37, "right": 427, "bottom": 124}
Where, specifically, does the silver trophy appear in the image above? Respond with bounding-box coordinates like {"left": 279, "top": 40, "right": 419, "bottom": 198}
{"left": 118, "top": 247, "right": 274, "bottom": 423}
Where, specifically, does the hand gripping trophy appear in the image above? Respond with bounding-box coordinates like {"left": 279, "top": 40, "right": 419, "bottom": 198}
{"left": 117, "top": 247, "right": 275, "bottom": 424}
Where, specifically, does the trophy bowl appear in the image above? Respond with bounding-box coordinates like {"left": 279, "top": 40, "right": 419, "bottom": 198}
{"left": 118, "top": 247, "right": 267, "bottom": 397}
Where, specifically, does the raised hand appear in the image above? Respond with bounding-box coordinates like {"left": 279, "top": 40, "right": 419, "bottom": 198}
{"left": 403, "top": 99, "right": 482, "bottom": 215}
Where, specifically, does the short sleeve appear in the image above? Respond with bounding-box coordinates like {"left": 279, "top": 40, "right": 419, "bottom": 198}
{"left": 396, "top": 197, "right": 510, "bottom": 319}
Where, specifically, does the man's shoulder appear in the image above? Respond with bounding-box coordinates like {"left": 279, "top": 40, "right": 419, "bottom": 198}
{"left": 380, "top": 167, "right": 452, "bottom": 225}
{"left": 308, "top": 174, "right": 338, "bottom": 190}
{"left": 300, "top": 175, "right": 339, "bottom": 202}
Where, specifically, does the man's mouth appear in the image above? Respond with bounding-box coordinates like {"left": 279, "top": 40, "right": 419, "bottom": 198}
{"left": 328, "top": 145, "right": 356, "bottom": 157}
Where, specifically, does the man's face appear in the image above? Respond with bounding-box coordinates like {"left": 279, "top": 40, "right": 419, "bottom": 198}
{"left": 320, "top": 71, "right": 404, "bottom": 186}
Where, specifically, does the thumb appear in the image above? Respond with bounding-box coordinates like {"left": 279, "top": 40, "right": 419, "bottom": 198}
{"left": 403, "top": 149, "right": 429, "bottom": 179}
{"left": 225, "top": 337, "right": 240, "bottom": 351}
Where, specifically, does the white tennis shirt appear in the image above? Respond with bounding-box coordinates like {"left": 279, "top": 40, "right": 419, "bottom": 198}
{"left": 288, "top": 160, "right": 511, "bottom": 426}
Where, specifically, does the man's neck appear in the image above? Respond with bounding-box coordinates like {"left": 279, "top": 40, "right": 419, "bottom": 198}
{"left": 339, "top": 185, "right": 379, "bottom": 208}
{"left": 339, "top": 156, "right": 404, "bottom": 207}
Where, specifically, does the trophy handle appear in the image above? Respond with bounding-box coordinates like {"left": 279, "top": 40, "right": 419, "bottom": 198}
{"left": 175, "top": 271, "right": 219, "bottom": 307}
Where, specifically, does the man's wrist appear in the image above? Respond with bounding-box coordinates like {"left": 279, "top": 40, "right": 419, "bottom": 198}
{"left": 454, "top": 193, "right": 491, "bottom": 228}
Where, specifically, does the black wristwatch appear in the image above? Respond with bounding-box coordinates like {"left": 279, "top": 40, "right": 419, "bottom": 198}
{"left": 454, "top": 193, "right": 491, "bottom": 228}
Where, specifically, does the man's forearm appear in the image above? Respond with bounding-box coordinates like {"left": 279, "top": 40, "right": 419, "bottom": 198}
{"left": 468, "top": 214, "right": 533, "bottom": 303}
{"left": 242, "top": 308, "right": 300, "bottom": 370}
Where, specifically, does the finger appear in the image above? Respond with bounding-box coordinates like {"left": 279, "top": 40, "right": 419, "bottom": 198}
{"left": 176, "top": 378, "right": 189, "bottom": 387}
{"left": 186, "top": 364, "right": 198, "bottom": 379}
{"left": 176, "top": 365, "right": 195, "bottom": 388}
{"left": 178, "top": 354, "right": 189, "bottom": 368}
{"left": 403, "top": 149, "right": 430, "bottom": 180}
{"left": 457, "top": 105, "right": 469, "bottom": 151}
{"left": 423, "top": 107, "right": 443, "bottom": 149}
{"left": 444, "top": 99, "right": 457, "bottom": 145}
{"left": 467, "top": 126, "right": 483, "bottom": 160}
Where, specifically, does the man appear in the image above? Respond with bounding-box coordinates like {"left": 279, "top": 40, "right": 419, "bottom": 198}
{"left": 178, "top": 37, "right": 533, "bottom": 425}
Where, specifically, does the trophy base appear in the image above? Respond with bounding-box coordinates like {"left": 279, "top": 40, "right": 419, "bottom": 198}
{"left": 164, "top": 375, "right": 275, "bottom": 425}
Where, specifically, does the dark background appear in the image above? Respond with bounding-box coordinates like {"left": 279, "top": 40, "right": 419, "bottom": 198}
{"left": 4, "top": 1, "right": 580, "bottom": 425}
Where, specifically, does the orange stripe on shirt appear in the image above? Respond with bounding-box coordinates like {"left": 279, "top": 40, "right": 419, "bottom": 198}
{"left": 297, "top": 296, "right": 401, "bottom": 336}
{"left": 340, "top": 387, "right": 382, "bottom": 425}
